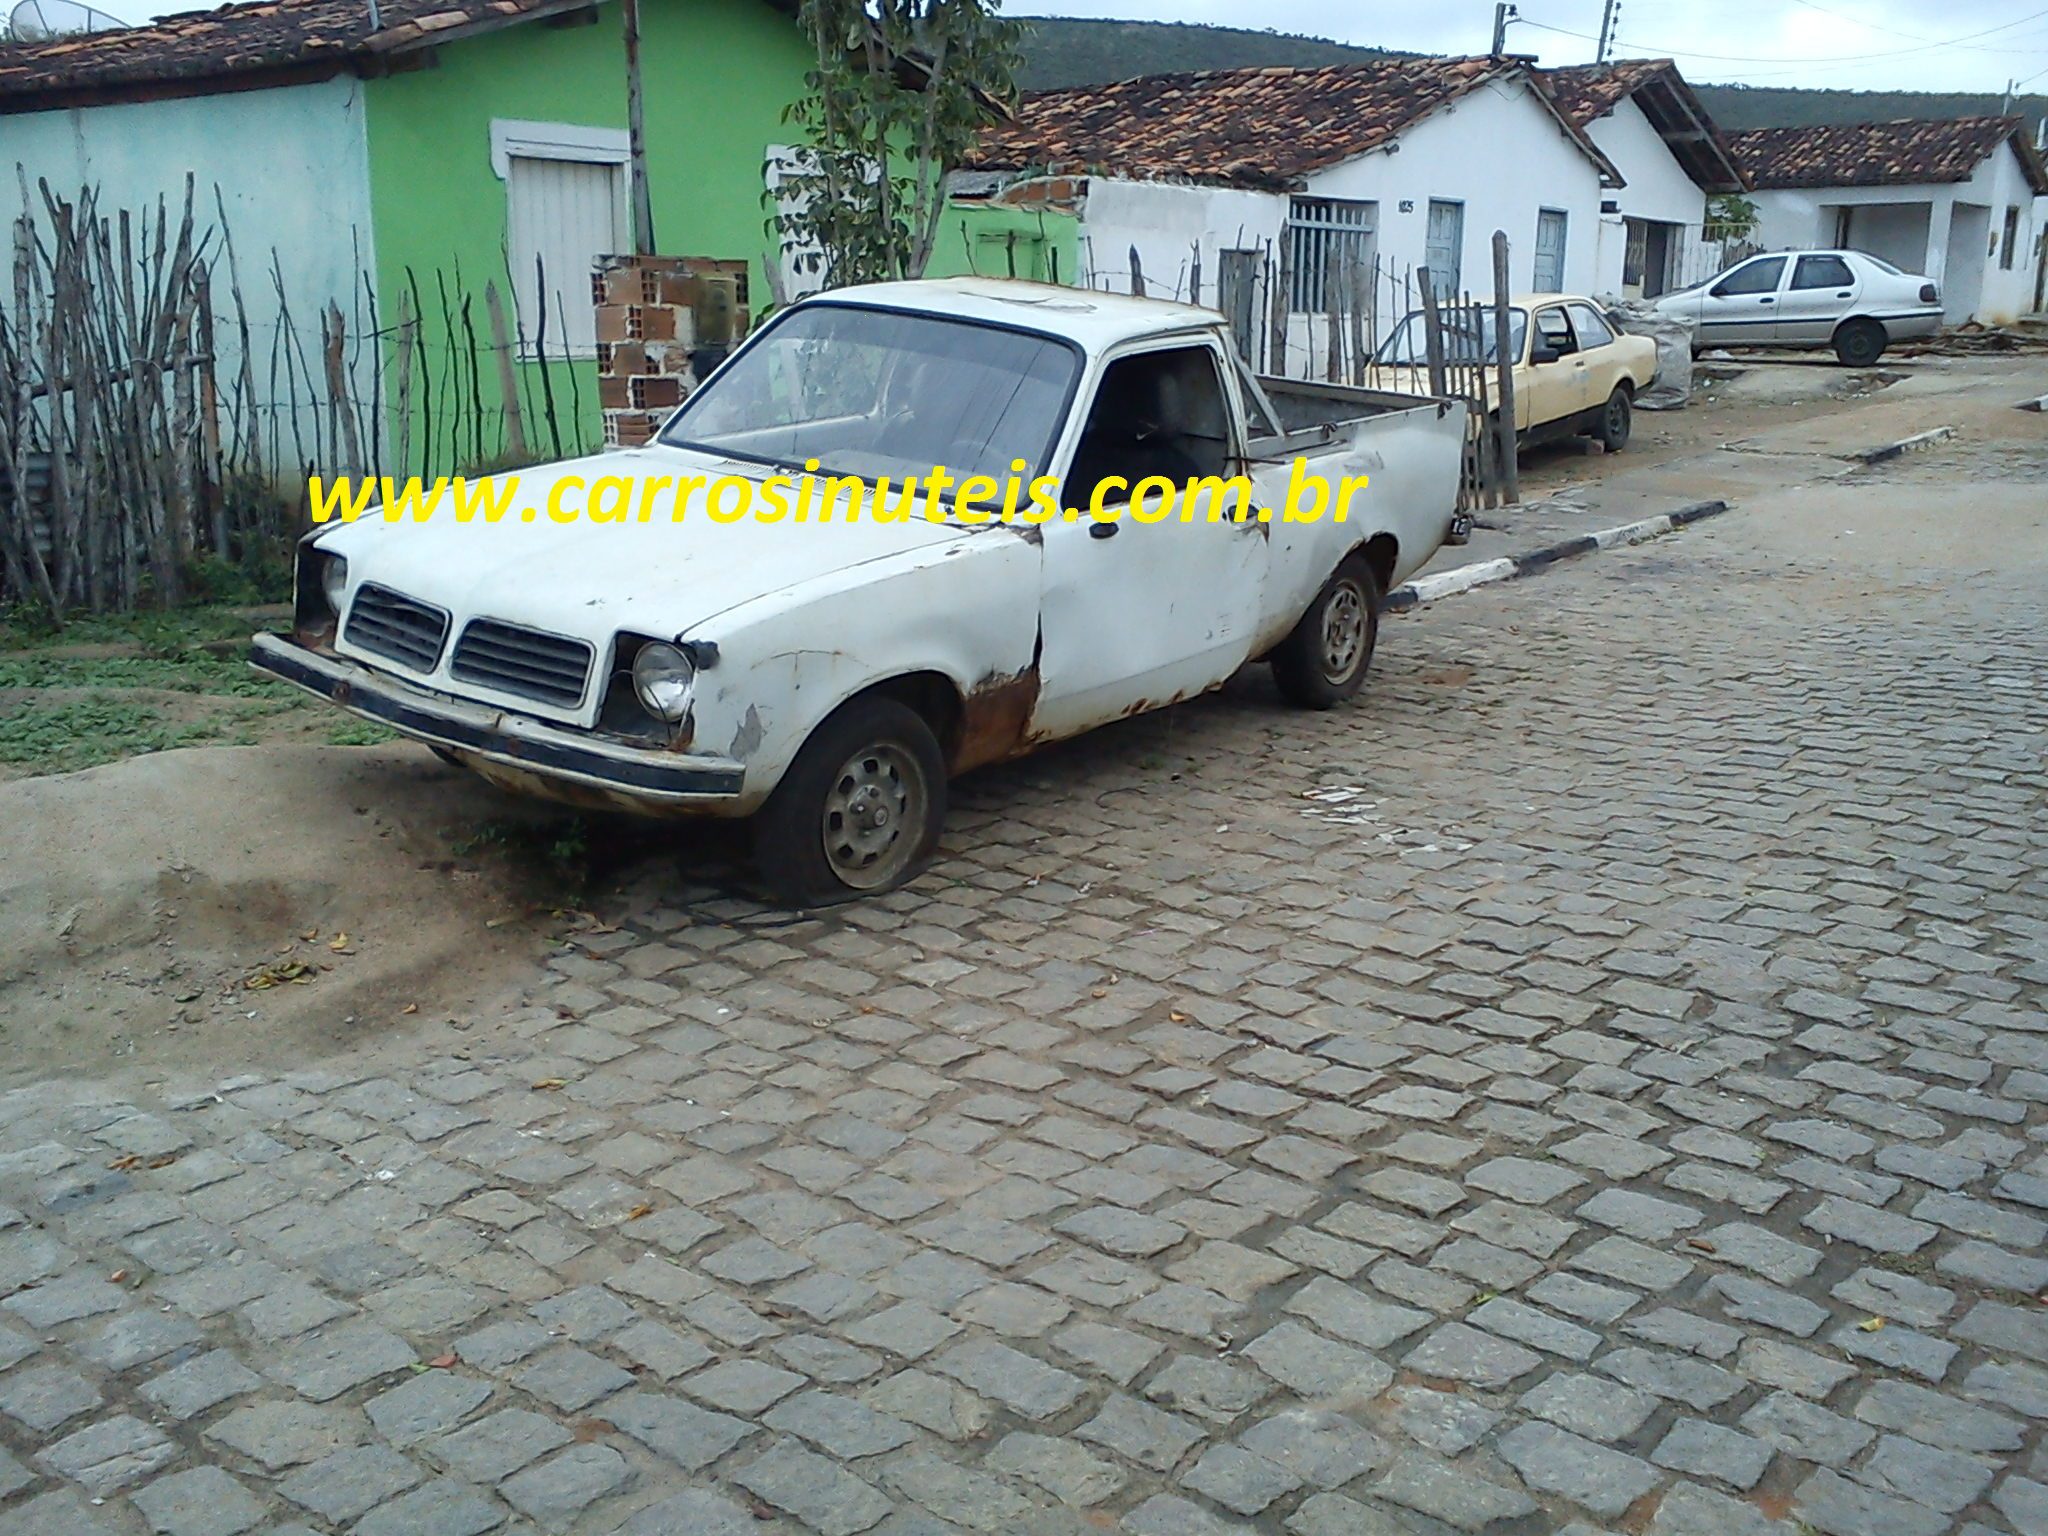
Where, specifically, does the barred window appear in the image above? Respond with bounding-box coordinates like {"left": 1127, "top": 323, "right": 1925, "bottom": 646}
{"left": 1288, "top": 198, "right": 1376, "bottom": 313}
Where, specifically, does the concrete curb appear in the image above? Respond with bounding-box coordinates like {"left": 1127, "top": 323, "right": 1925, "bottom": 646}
{"left": 1849, "top": 425, "right": 1954, "bottom": 465}
{"left": 1384, "top": 499, "right": 1731, "bottom": 613}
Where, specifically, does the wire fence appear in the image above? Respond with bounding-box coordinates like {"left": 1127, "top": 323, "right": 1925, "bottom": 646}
{"left": 1089, "top": 233, "right": 1522, "bottom": 509}
{"left": 3, "top": 175, "right": 603, "bottom": 614}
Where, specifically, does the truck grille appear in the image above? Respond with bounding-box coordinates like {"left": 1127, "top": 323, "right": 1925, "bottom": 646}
{"left": 344, "top": 584, "right": 449, "bottom": 672}
{"left": 450, "top": 619, "right": 593, "bottom": 707}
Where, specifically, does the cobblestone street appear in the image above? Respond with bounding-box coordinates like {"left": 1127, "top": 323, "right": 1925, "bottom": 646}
{"left": 0, "top": 388, "right": 2044, "bottom": 1535}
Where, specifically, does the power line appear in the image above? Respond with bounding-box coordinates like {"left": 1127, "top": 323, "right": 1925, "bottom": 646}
{"left": 1516, "top": 5, "right": 2048, "bottom": 64}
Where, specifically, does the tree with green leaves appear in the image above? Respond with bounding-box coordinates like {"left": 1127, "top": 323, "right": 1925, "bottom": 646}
{"left": 1705, "top": 193, "right": 1762, "bottom": 244}
{"left": 774, "top": 0, "right": 1020, "bottom": 290}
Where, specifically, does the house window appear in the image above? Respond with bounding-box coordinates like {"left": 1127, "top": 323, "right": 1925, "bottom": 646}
{"left": 1533, "top": 209, "right": 1568, "bottom": 293}
{"left": 2001, "top": 205, "right": 2021, "bottom": 270}
{"left": 492, "top": 120, "right": 631, "bottom": 358}
{"left": 1288, "top": 198, "right": 1376, "bottom": 313}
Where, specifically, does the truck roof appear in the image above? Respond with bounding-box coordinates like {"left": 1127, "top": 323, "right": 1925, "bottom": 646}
{"left": 806, "top": 277, "right": 1221, "bottom": 354}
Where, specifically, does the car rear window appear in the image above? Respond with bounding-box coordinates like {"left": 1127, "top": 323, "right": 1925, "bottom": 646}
{"left": 1792, "top": 255, "right": 1854, "bottom": 290}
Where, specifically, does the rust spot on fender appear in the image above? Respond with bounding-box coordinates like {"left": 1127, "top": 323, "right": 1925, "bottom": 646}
{"left": 954, "top": 664, "right": 1040, "bottom": 772}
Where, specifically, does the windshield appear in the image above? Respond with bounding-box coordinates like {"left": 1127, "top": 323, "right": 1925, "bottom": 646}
{"left": 1376, "top": 307, "right": 1528, "bottom": 367}
{"left": 658, "top": 303, "right": 1079, "bottom": 482}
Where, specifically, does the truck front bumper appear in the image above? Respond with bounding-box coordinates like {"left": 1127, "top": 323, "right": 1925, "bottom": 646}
{"left": 249, "top": 633, "right": 748, "bottom": 812}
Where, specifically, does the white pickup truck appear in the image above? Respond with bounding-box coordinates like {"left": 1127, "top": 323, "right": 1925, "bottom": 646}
{"left": 253, "top": 278, "right": 1467, "bottom": 903}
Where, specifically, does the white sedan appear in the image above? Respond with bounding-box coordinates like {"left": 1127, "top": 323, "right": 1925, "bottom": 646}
{"left": 1653, "top": 249, "right": 1940, "bottom": 364}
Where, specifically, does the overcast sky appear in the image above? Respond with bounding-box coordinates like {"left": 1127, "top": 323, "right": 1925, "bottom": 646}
{"left": 1012, "top": 0, "right": 2048, "bottom": 96}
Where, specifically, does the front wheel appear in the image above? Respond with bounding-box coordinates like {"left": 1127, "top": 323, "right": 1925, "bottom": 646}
{"left": 1598, "top": 385, "right": 1633, "bottom": 452}
{"left": 751, "top": 696, "right": 946, "bottom": 906}
{"left": 1272, "top": 553, "right": 1379, "bottom": 709}
{"left": 1833, "top": 318, "right": 1886, "bottom": 366}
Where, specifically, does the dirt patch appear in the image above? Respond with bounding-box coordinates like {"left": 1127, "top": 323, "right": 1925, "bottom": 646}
{"left": 0, "top": 743, "right": 571, "bottom": 1087}
{"left": 1514, "top": 360, "right": 1913, "bottom": 497}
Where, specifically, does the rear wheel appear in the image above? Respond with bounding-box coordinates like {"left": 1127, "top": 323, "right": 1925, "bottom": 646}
{"left": 1272, "top": 553, "right": 1379, "bottom": 709}
{"left": 1833, "top": 318, "right": 1886, "bottom": 366}
{"left": 752, "top": 696, "right": 946, "bottom": 906}
{"left": 1597, "top": 385, "right": 1633, "bottom": 452}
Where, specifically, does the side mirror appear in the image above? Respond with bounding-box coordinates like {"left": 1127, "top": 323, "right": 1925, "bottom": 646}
{"left": 1529, "top": 343, "right": 1562, "bottom": 365}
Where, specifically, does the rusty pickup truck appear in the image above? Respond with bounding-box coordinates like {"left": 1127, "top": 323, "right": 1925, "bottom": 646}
{"left": 253, "top": 278, "right": 1468, "bottom": 903}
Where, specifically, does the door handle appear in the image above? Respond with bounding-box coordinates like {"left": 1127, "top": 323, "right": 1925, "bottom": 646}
{"left": 1836, "top": 290, "right": 1852, "bottom": 297}
{"left": 1089, "top": 520, "right": 1119, "bottom": 540}
{"left": 1759, "top": 297, "right": 1775, "bottom": 305}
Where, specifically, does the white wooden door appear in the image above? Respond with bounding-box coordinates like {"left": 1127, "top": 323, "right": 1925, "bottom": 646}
{"left": 1426, "top": 200, "right": 1464, "bottom": 298}
{"left": 1533, "top": 209, "right": 1568, "bottom": 293}
{"left": 508, "top": 155, "right": 626, "bottom": 357}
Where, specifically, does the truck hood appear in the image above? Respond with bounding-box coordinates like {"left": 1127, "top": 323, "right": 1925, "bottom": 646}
{"left": 314, "top": 447, "right": 978, "bottom": 642}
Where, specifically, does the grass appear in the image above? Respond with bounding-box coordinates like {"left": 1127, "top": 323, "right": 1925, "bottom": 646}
{"left": 0, "top": 695, "right": 234, "bottom": 773}
{"left": 0, "top": 601, "right": 315, "bottom": 777}
{"left": 328, "top": 720, "right": 398, "bottom": 747}
{"left": 452, "top": 815, "right": 596, "bottom": 898}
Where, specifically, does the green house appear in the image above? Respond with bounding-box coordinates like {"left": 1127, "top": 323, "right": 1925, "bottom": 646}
{"left": 2, "top": 0, "right": 821, "bottom": 470}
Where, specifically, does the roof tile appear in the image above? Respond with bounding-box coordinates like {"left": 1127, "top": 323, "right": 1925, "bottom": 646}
{"left": 965, "top": 56, "right": 1615, "bottom": 191}
{"left": 0, "top": 0, "right": 795, "bottom": 109}
{"left": 1729, "top": 116, "right": 2048, "bottom": 194}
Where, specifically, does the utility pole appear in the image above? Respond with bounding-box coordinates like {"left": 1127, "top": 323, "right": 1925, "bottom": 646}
{"left": 1596, "top": 0, "right": 1620, "bottom": 62}
{"left": 1490, "top": 2, "right": 1518, "bottom": 57}
{"left": 623, "top": 0, "right": 656, "bottom": 255}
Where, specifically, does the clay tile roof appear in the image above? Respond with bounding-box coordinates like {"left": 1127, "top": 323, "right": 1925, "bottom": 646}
{"left": 1539, "top": 57, "right": 1671, "bottom": 126}
{"left": 1729, "top": 116, "right": 2048, "bottom": 195}
{"left": 1535, "top": 57, "right": 1747, "bottom": 193}
{"left": 964, "top": 55, "right": 1619, "bottom": 192}
{"left": 0, "top": 0, "right": 796, "bottom": 112}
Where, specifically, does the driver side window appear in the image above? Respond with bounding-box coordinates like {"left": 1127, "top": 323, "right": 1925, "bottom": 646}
{"left": 1534, "top": 307, "right": 1576, "bottom": 358}
{"left": 1066, "top": 347, "right": 1231, "bottom": 511}
{"left": 1712, "top": 256, "right": 1786, "bottom": 298}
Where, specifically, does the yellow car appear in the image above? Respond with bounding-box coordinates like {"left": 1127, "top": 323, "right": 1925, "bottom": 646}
{"left": 1374, "top": 294, "right": 1660, "bottom": 453}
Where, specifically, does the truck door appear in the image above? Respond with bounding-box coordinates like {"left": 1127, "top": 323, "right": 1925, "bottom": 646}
{"left": 1031, "top": 341, "right": 1268, "bottom": 740}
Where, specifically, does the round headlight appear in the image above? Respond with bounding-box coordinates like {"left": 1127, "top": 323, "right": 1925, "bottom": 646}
{"left": 319, "top": 553, "right": 348, "bottom": 615}
{"left": 631, "top": 641, "right": 696, "bottom": 721}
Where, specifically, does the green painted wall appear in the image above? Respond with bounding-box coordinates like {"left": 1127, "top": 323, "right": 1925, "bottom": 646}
{"left": 363, "top": 0, "right": 813, "bottom": 471}
{"left": 926, "top": 201, "right": 1080, "bottom": 286}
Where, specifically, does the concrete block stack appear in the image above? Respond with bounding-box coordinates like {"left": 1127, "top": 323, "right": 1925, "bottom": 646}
{"left": 592, "top": 255, "right": 750, "bottom": 447}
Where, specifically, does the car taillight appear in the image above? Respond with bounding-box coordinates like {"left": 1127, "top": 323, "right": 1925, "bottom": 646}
{"left": 1919, "top": 283, "right": 1938, "bottom": 303}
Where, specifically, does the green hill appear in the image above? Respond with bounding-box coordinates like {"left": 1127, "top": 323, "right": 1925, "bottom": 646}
{"left": 1016, "top": 18, "right": 1402, "bottom": 90}
{"left": 1015, "top": 16, "right": 2048, "bottom": 127}
{"left": 1691, "top": 83, "right": 2046, "bottom": 130}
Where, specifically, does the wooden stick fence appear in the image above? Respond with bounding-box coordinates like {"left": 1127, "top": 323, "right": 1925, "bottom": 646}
{"left": 2, "top": 177, "right": 605, "bottom": 614}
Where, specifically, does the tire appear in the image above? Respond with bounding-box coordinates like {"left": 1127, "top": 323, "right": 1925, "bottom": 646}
{"left": 751, "top": 696, "right": 946, "bottom": 906}
{"left": 1272, "top": 553, "right": 1379, "bottom": 709}
{"left": 1598, "top": 385, "right": 1633, "bottom": 452}
{"left": 1833, "top": 318, "right": 1886, "bottom": 366}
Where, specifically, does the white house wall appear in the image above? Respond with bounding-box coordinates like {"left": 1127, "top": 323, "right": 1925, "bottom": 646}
{"left": 1076, "top": 178, "right": 1285, "bottom": 309}
{"left": 1960, "top": 142, "right": 2041, "bottom": 324}
{"left": 1305, "top": 76, "right": 1605, "bottom": 300}
{"left": 3, "top": 77, "right": 377, "bottom": 475}
{"left": 1578, "top": 95, "right": 1713, "bottom": 297}
{"left": 1747, "top": 139, "right": 2042, "bottom": 324}
{"left": 1070, "top": 77, "right": 1608, "bottom": 378}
